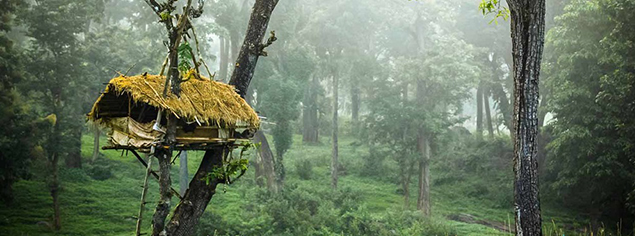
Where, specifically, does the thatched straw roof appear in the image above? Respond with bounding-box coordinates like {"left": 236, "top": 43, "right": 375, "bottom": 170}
{"left": 88, "top": 73, "right": 259, "bottom": 128}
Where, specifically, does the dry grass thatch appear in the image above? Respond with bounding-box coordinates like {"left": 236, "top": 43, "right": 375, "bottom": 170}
{"left": 88, "top": 72, "right": 259, "bottom": 128}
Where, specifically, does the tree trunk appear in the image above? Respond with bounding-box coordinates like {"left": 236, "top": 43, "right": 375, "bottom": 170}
{"left": 402, "top": 171, "right": 410, "bottom": 208}
{"left": 476, "top": 82, "right": 484, "bottom": 138}
{"left": 491, "top": 82, "right": 513, "bottom": 132}
{"left": 164, "top": 0, "right": 279, "bottom": 233}
{"left": 484, "top": 87, "right": 494, "bottom": 137}
{"left": 331, "top": 75, "right": 339, "bottom": 189}
{"left": 351, "top": 81, "right": 360, "bottom": 122}
{"left": 65, "top": 128, "right": 82, "bottom": 168}
{"left": 302, "top": 75, "right": 319, "bottom": 143}
{"left": 253, "top": 155, "right": 264, "bottom": 188}
{"left": 416, "top": 132, "right": 431, "bottom": 216}
{"left": 48, "top": 104, "right": 62, "bottom": 231}
{"left": 228, "top": 0, "right": 279, "bottom": 98}
{"left": 151, "top": 149, "right": 173, "bottom": 236}
{"left": 218, "top": 36, "right": 228, "bottom": 82}
{"left": 415, "top": 79, "right": 431, "bottom": 216}
{"left": 507, "top": 0, "right": 546, "bottom": 235}
{"left": 152, "top": 33, "right": 180, "bottom": 234}
{"left": 254, "top": 131, "right": 276, "bottom": 192}
{"left": 51, "top": 162, "right": 61, "bottom": 230}
{"left": 274, "top": 151, "right": 285, "bottom": 190}
{"left": 165, "top": 147, "right": 225, "bottom": 236}
{"left": 229, "top": 30, "right": 239, "bottom": 65}
{"left": 91, "top": 126, "right": 100, "bottom": 163}
{"left": 179, "top": 151, "right": 188, "bottom": 196}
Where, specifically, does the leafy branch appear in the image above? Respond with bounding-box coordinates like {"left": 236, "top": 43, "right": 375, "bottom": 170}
{"left": 478, "top": 0, "right": 510, "bottom": 25}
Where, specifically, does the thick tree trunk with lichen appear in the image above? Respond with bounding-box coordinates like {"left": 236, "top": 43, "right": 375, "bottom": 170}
{"left": 507, "top": 0, "right": 546, "bottom": 235}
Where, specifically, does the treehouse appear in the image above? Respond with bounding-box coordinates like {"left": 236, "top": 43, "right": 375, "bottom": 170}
{"left": 87, "top": 72, "right": 260, "bottom": 152}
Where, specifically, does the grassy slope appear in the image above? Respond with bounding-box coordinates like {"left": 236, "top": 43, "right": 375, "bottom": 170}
{"left": 0, "top": 133, "right": 579, "bottom": 235}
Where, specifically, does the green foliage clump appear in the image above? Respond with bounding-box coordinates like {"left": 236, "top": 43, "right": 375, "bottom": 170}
{"left": 0, "top": 0, "right": 36, "bottom": 203}
{"left": 434, "top": 132, "right": 513, "bottom": 208}
{"left": 196, "top": 183, "right": 454, "bottom": 236}
{"left": 85, "top": 159, "right": 113, "bottom": 181}
{"left": 295, "top": 158, "right": 313, "bottom": 180}
{"left": 542, "top": 0, "right": 635, "bottom": 227}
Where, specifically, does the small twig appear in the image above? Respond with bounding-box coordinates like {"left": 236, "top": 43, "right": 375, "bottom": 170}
{"left": 227, "top": 169, "right": 247, "bottom": 184}
{"left": 123, "top": 62, "right": 138, "bottom": 76}
{"left": 189, "top": 19, "right": 213, "bottom": 79}
{"left": 258, "top": 31, "right": 277, "bottom": 56}
{"left": 159, "top": 54, "right": 169, "bottom": 76}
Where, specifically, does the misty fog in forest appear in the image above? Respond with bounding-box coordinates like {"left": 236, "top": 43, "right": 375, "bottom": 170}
{"left": 1, "top": 0, "right": 634, "bottom": 235}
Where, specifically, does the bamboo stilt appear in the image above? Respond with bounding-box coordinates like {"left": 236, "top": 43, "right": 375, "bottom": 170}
{"left": 135, "top": 154, "right": 152, "bottom": 236}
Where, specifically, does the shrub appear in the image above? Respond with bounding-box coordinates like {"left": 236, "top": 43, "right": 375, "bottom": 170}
{"left": 295, "top": 158, "right": 313, "bottom": 180}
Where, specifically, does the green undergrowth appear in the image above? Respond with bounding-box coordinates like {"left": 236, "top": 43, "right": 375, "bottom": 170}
{"left": 0, "top": 133, "right": 585, "bottom": 235}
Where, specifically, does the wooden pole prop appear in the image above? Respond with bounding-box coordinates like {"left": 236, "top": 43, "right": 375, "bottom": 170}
{"left": 135, "top": 154, "right": 152, "bottom": 236}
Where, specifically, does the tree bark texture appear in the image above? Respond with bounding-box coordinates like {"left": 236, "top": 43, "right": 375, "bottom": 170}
{"left": 163, "top": 0, "right": 279, "bottom": 233}
{"left": 507, "top": 0, "right": 546, "bottom": 235}
{"left": 228, "top": 0, "right": 280, "bottom": 98}
{"left": 165, "top": 148, "right": 225, "bottom": 236}
{"left": 331, "top": 75, "right": 339, "bottom": 189}
{"left": 151, "top": 149, "right": 173, "bottom": 236}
